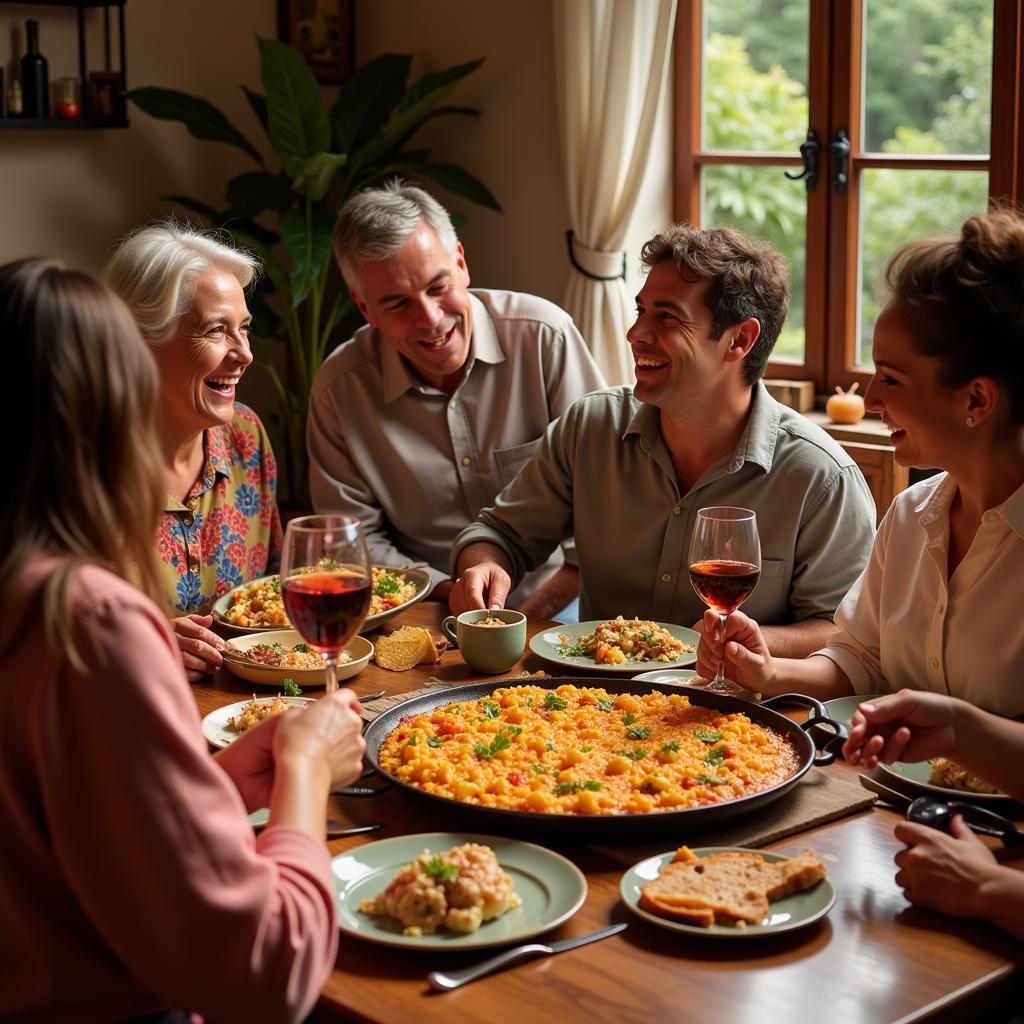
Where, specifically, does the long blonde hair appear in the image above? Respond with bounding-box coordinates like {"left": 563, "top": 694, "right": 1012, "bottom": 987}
{"left": 0, "top": 259, "right": 166, "bottom": 667}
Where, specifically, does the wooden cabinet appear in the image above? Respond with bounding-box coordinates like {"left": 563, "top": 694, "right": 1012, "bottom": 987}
{"left": 803, "top": 411, "right": 909, "bottom": 525}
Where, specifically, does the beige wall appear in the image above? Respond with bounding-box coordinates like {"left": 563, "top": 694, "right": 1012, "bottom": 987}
{"left": 1, "top": 0, "right": 671, "bottom": 388}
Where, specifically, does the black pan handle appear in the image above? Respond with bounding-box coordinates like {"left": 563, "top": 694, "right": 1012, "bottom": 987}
{"left": 763, "top": 693, "right": 841, "bottom": 766}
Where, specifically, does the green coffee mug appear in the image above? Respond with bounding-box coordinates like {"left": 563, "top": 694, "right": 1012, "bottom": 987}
{"left": 441, "top": 609, "right": 527, "bottom": 674}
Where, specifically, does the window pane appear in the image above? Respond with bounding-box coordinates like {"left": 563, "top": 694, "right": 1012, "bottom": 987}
{"left": 703, "top": 0, "right": 810, "bottom": 152}
{"left": 703, "top": 164, "right": 806, "bottom": 361}
{"left": 857, "top": 168, "right": 989, "bottom": 366}
{"left": 863, "top": 0, "right": 993, "bottom": 154}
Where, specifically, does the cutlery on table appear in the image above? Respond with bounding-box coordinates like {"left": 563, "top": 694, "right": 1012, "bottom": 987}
{"left": 858, "top": 774, "right": 1023, "bottom": 846}
{"left": 358, "top": 689, "right": 387, "bottom": 702}
{"left": 427, "top": 922, "right": 627, "bottom": 991}
{"left": 325, "top": 821, "right": 383, "bottom": 838}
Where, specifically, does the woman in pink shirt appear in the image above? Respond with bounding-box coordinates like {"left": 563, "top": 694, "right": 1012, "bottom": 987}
{"left": 0, "top": 258, "right": 365, "bottom": 1023}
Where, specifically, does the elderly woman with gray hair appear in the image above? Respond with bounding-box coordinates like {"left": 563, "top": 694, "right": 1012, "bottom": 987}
{"left": 106, "top": 222, "right": 282, "bottom": 679}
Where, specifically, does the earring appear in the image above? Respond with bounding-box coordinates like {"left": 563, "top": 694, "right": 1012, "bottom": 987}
{"left": 966, "top": 415, "right": 975, "bottom": 427}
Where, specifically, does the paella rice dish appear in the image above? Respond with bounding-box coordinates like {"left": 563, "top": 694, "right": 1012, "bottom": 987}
{"left": 227, "top": 695, "right": 295, "bottom": 734}
{"left": 228, "top": 640, "right": 339, "bottom": 669}
{"left": 558, "top": 616, "right": 694, "bottom": 664}
{"left": 928, "top": 757, "right": 1004, "bottom": 795}
{"left": 359, "top": 842, "right": 521, "bottom": 936}
{"left": 221, "top": 566, "right": 419, "bottom": 627}
{"left": 375, "top": 684, "right": 798, "bottom": 816}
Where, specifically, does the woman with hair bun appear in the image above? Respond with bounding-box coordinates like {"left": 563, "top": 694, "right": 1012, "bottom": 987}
{"left": 105, "top": 221, "right": 282, "bottom": 679}
{"left": 0, "top": 258, "right": 365, "bottom": 1023}
{"left": 697, "top": 207, "right": 1024, "bottom": 717}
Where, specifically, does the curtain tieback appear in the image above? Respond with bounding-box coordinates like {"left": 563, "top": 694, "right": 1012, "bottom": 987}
{"left": 565, "top": 230, "right": 626, "bottom": 281}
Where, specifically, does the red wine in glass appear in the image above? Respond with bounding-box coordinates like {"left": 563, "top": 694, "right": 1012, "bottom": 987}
{"left": 687, "top": 507, "right": 761, "bottom": 694}
{"left": 280, "top": 515, "right": 371, "bottom": 692}
{"left": 688, "top": 560, "right": 761, "bottom": 614}
{"left": 281, "top": 572, "right": 371, "bottom": 653}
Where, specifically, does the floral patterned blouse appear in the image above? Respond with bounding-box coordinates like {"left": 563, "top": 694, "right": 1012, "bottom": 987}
{"left": 156, "top": 404, "right": 283, "bottom": 614}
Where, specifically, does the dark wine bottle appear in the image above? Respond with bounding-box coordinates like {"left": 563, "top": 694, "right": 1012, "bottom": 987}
{"left": 21, "top": 19, "right": 49, "bottom": 119}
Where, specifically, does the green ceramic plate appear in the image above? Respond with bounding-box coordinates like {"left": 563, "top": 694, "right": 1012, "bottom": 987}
{"left": 529, "top": 621, "right": 699, "bottom": 675}
{"left": 620, "top": 846, "right": 836, "bottom": 938}
{"left": 333, "top": 832, "right": 587, "bottom": 950}
{"left": 212, "top": 567, "right": 433, "bottom": 635}
{"left": 878, "top": 760, "right": 1010, "bottom": 802}
{"left": 821, "top": 693, "right": 887, "bottom": 733}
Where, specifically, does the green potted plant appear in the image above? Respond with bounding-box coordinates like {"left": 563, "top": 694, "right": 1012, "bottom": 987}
{"left": 128, "top": 38, "right": 499, "bottom": 504}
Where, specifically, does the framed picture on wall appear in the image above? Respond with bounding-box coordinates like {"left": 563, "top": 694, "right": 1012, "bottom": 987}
{"left": 277, "top": 0, "right": 354, "bottom": 83}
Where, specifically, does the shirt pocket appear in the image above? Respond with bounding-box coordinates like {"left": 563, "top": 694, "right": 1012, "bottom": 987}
{"left": 494, "top": 438, "right": 541, "bottom": 489}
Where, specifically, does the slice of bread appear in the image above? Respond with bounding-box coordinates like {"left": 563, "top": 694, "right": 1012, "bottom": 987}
{"left": 639, "top": 846, "right": 825, "bottom": 928}
{"left": 374, "top": 626, "right": 441, "bottom": 671}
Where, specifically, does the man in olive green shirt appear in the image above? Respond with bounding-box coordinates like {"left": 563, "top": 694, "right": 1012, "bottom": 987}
{"left": 450, "top": 224, "right": 876, "bottom": 657}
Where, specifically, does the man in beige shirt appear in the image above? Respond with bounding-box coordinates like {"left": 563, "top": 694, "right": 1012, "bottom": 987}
{"left": 451, "top": 224, "right": 876, "bottom": 655}
{"left": 307, "top": 181, "right": 605, "bottom": 611}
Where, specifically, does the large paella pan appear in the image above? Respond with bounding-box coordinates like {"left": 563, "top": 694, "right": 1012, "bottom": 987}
{"left": 361, "top": 677, "right": 842, "bottom": 841}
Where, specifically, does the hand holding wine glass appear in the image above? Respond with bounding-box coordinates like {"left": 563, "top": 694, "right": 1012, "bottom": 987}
{"left": 688, "top": 506, "right": 761, "bottom": 695}
{"left": 279, "top": 515, "right": 372, "bottom": 693}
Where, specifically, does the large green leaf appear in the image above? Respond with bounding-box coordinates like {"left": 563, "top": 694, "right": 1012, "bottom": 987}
{"left": 381, "top": 160, "right": 501, "bottom": 211}
{"left": 280, "top": 206, "right": 334, "bottom": 309}
{"left": 127, "top": 87, "right": 261, "bottom": 164}
{"left": 285, "top": 152, "right": 348, "bottom": 202}
{"left": 398, "top": 59, "right": 483, "bottom": 113}
{"left": 226, "top": 171, "right": 295, "bottom": 216}
{"left": 330, "top": 53, "right": 411, "bottom": 155}
{"left": 257, "top": 36, "right": 330, "bottom": 162}
{"left": 348, "top": 60, "right": 484, "bottom": 176}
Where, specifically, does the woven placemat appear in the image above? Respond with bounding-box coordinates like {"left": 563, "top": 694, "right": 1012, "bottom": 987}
{"left": 590, "top": 770, "right": 875, "bottom": 866}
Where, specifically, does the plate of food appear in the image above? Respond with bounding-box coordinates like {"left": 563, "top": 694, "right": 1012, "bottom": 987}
{"left": 620, "top": 845, "right": 835, "bottom": 938}
{"left": 223, "top": 629, "right": 373, "bottom": 686}
{"left": 529, "top": 617, "right": 699, "bottom": 674}
{"left": 202, "top": 695, "right": 314, "bottom": 749}
{"left": 332, "top": 832, "right": 586, "bottom": 950}
{"left": 879, "top": 758, "right": 1012, "bottom": 803}
{"left": 821, "top": 694, "right": 887, "bottom": 733}
{"left": 212, "top": 566, "right": 433, "bottom": 634}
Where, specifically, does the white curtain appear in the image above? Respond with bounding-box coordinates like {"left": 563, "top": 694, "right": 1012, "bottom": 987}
{"left": 553, "top": 0, "right": 677, "bottom": 384}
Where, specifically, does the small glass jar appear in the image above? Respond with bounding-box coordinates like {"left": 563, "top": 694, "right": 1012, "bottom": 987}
{"left": 57, "top": 76, "right": 81, "bottom": 119}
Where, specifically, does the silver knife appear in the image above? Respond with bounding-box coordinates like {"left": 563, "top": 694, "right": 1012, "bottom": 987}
{"left": 427, "top": 922, "right": 628, "bottom": 991}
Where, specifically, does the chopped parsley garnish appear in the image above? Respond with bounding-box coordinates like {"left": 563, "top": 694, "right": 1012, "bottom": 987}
{"left": 621, "top": 712, "right": 637, "bottom": 726}
{"left": 426, "top": 736, "right": 444, "bottom": 748}
{"left": 660, "top": 740, "right": 680, "bottom": 754}
{"left": 482, "top": 701, "right": 501, "bottom": 719}
{"left": 422, "top": 855, "right": 459, "bottom": 883}
{"left": 373, "top": 573, "right": 402, "bottom": 597}
{"left": 280, "top": 678, "right": 302, "bottom": 697}
{"left": 558, "top": 643, "right": 587, "bottom": 658}
{"left": 545, "top": 742, "right": 555, "bottom": 751}
{"left": 580, "top": 745, "right": 592, "bottom": 753}
{"left": 544, "top": 693, "right": 569, "bottom": 711}
{"left": 693, "top": 729, "right": 723, "bottom": 744}
{"left": 696, "top": 774, "right": 727, "bottom": 785}
{"left": 474, "top": 731, "right": 512, "bottom": 759}
{"left": 553, "top": 779, "right": 602, "bottom": 794}
{"left": 615, "top": 748, "right": 647, "bottom": 761}
{"left": 530, "top": 763, "right": 557, "bottom": 775}
{"left": 595, "top": 698, "right": 616, "bottom": 712}
{"left": 625, "top": 725, "right": 652, "bottom": 740}
{"left": 526, "top": 698, "right": 535, "bottom": 708}
{"left": 293, "top": 642, "right": 313, "bottom": 654}
{"left": 703, "top": 747, "right": 726, "bottom": 766}
{"left": 405, "top": 734, "right": 419, "bottom": 747}
{"left": 252, "top": 643, "right": 285, "bottom": 653}
{"left": 506, "top": 726, "right": 523, "bottom": 736}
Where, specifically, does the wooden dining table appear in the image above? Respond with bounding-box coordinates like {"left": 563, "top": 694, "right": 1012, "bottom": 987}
{"left": 193, "top": 601, "right": 1024, "bottom": 1024}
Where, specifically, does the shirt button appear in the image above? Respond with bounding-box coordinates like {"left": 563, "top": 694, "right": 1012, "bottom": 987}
{"left": 929, "top": 658, "right": 939, "bottom": 670}
{"left": 673, "top": 506, "right": 682, "bottom": 516}
{"left": 450, "top": 400, "right": 457, "bottom": 408}
{"left": 183, "top": 513, "right": 194, "bottom": 526}
{"left": 461, "top": 457, "right": 471, "bottom": 467}
{"left": 661, "top": 572, "right": 672, "bottom": 583}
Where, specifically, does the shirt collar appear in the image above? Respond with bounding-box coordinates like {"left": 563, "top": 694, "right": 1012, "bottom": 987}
{"left": 163, "top": 427, "right": 231, "bottom": 512}
{"left": 379, "top": 292, "right": 503, "bottom": 403}
{"left": 914, "top": 473, "right": 1024, "bottom": 538}
{"left": 1003, "top": 481, "right": 1024, "bottom": 538}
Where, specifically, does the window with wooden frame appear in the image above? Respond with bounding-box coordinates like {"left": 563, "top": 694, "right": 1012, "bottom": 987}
{"left": 674, "top": 0, "right": 1023, "bottom": 395}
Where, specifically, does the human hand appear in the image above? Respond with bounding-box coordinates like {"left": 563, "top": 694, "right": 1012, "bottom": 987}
{"left": 273, "top": 688, "right": 366, "bottom": 792}
{"left": 449, "top": 562, "right": 512, "bottom": 614}
{"left": 893, "top": 816, "right": 998, "bottom": 918}
{"left": 214, "top": 710, "right": 289, "bottom": 811}
{"left": 843, "top": 689, "right": 957, "bottom": 768}
{"left": 171, "top": 613, "right": 224, "bottom": 680}
{"left": 695, "top": 609, "right": 773, "bottom": 694}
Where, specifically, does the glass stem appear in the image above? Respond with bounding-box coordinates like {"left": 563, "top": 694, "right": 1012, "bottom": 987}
{"left": 324, "top": 653, "right": 338, "bottom": 694}
{"left": 715, "top": 612, "right": 729, "bottom": 687}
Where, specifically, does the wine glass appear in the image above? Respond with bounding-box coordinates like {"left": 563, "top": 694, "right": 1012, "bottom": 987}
{"left": 279, "top": 515, "right": 372, "bottom": 693}
{"left": 687, "top": 506, "right": 761, "bottom": 695}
